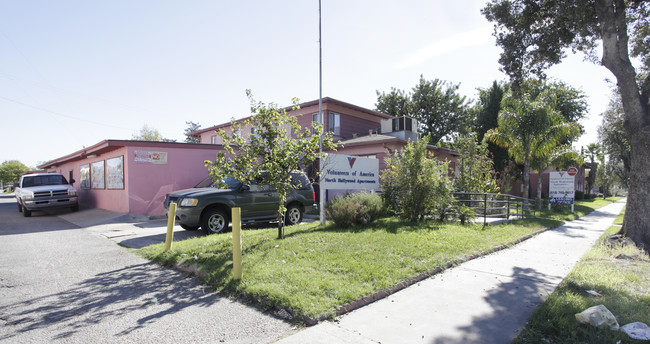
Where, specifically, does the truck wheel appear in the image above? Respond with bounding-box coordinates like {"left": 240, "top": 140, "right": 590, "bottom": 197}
{"left": 23, "top": 209, "right": 32, "bottom": 217}
{"left": 285, "top": 204, "right": 303, "bottom": 225}
{"left": 201, "top": 208, "right": 229, "bottom": 235}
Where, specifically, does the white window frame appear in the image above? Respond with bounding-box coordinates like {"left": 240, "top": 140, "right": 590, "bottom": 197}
{"left": 329, "top": 112, "right": 341, "bottom": 136}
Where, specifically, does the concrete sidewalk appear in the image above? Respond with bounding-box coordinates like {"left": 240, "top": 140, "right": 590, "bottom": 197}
{"left": 275, "top": 199, "right": 627, "bottom": 344}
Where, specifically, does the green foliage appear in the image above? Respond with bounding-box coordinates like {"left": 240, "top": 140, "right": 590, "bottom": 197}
{"left": 325, "top": 192, "right": 384, "bottom": 228}
{"left": 184, "top": 121, "right": 201, "bottom": 143}
{"left": 598, "top": 94, "right": 630, "bottom": 188}
{"left": 452, "top": 135, "right": 500, "bottom": 194}
{"left": 456, "top": 204, "right": 476, "bottom": 226}
{"left": 381, "top": 135, "right": 455, "bottom": 222}
{"left": 472, "top": 80, "right": 510, "bottom": 173}
{"left": 485, "top": 82, "right": 581, "bottom": 208}
{"left": 132, "top": 124, "right": 174, "bottom": 142}
{"left": 595, "top": 158, "right": 618, "bottom": 199}
{"left": 376, "top": 75, "right": 470, "bottom": 144}
{"left": 0, "top": 160, "right": 29, "bottom": 184}
{"left": 205, "top": 90, "right": 336, "bottom": 238}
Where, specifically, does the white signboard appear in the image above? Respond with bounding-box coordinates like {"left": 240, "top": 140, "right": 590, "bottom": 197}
{"left": 134, "top": 150, "right": 168, "bottom": 164}
{"left": 321, "top": 154, "right": 379, "bottom": 190}
{"left": 549, "top": 171, "right": 575, "bottom": 205}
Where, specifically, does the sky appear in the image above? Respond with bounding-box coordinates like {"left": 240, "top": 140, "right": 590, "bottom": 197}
{"left": 1, "top": 0, "right": 617, "bottom": 169}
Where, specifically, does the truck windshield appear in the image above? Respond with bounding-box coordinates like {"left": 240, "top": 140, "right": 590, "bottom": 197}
{"left": 22, "top": 175, "right": 68, "bottom": 187}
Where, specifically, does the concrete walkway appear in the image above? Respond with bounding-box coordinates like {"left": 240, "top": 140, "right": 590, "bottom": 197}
{"left": 275, "top": 199, "right": 627, "bottom": 344}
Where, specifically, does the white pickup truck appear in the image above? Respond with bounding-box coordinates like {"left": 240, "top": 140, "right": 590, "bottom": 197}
{"left": 15, "top": 173, "right": 79, "bottom": 217}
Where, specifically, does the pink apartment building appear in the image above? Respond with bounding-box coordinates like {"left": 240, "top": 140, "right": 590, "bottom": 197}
{"left": 38, "top": 97, "right": 459, "bottom": 216}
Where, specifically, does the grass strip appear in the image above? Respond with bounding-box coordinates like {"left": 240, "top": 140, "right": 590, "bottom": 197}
{"left": 534, "top": 197, "right": 622, "bottom": 222}
{"left": 513, "top": 207, "right": 650, "bottom": 344}
{"left": 137, "top": 217, "right": 560, "bottom": 320}
{"left": 135, "top": 197, "right": 623, "bottom": 322}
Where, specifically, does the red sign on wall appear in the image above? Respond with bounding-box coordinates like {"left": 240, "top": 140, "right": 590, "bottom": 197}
{"left": 567, "top": 166, "right": 578, "bottom": 176}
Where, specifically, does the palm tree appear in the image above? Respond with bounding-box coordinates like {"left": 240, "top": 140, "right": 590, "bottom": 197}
{"left": 485, "top": 89, "right": 580, "bottom": 209}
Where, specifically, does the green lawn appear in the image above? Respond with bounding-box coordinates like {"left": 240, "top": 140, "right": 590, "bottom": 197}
{"left": 137, "top": 217, "right": 560, "bottom": 319}
{"left": 535, "top": 197, "right": 622, "bottom": 221}
{"left": 135, "top": 196, "right": 626, "bottom": 322}
{"left": 513, "top": 212, "right": 650, "bottom": 343}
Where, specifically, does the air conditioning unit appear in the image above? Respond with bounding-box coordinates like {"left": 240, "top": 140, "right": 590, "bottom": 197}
{"left": 381, "top": 116, "right": 418, "bottom": 141}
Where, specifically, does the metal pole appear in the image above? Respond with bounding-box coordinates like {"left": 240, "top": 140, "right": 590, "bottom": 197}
{"left": 318, "top": 0, "right": 326, "bottom": 225}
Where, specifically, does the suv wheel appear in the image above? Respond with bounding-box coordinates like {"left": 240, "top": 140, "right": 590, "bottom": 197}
{"left": 181, "top": 224, "right": 200, "bottom": 231}
{"left": 285, "top": 204, "right": 303, "bottom": 225}
{"left": 202, "top": 208, "right": 229, "bottom": 234}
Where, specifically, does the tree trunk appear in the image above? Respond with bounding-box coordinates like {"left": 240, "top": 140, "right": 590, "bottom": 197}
{"left": 536, "top": 172, "right": 543, "bottom": 210}
{"left": 522, "top": 157, "right": 530, "bottom": 210}
{"left": 596, "top": 0, "right": 650, "bottom": 252}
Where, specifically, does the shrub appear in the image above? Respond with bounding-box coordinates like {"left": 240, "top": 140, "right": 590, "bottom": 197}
{"left": 325, "top": 191, "right": 384, "bottom": 228}
{"left": 381, "top": 135, "right": 456, "bottom": 222}
{"left": 575, "top": 190, "right": 584, "bottom": 200}
{"left": 455, "top": 204, "right": 476, "bottom": 225}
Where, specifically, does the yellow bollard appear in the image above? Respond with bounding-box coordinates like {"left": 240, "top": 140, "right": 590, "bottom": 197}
{"left": 164, "top": 202, "right": 177, "bottom": 252}
{"left": 232, "top": 207, "right": 242, "bottom": 280}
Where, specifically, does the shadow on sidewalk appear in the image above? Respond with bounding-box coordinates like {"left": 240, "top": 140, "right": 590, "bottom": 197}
{"left": 434, "top": 266, "right": 555, "bottom": 344}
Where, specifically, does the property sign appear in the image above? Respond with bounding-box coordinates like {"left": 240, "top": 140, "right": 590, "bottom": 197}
{"left": 549, "top": 171, "right": 575, "bottom": 205}
{"left": 321, "top": 154, "right": 379, "bottom": 190}
{"left": 134, "top": 150, "right": 168, "bottom": 164}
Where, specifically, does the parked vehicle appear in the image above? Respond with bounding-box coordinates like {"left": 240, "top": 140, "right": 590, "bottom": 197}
{"left": 164, "top": 172, "right": 316, "bottom": 235}
{"left": 15, "top": 173, "right": 79, "bottom": 217}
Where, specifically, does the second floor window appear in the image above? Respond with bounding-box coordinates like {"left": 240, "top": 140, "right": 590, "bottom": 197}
{"left": 329, "top": 112, "right": 340, "bottom": 136}
{"left": 211, "top": 135, "right": 218, "bottom": 144}
{"left": 251, "top": 126, "right": 258, "bottom": 139}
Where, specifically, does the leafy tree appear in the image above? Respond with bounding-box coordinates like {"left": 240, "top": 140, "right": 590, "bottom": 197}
{"left": 205, "top": 90, "right": 335, "bottom": 239}
{"left": 132, "top": 124, "right": 175, "bottom": 142}
{"left": 483, "top": 0, "right": 650, "bottom": 251}
{"left": 598, "top": 94, "right": 631, "bottom": 188}
{"left": 0, "top": 160, "right": 29, "bottom": 185}
{"left": 376, "top": 75, "right": 470, "bottom": 144}
{"left": 584, "top": 143, "right": 601, "bottom": 195}
{"left": 472, "top": 81, "right": 510, "bottom": 172}
{"left": 596, "top": 156, "right": 618, "bottom": 199}
{"left": 485, "top": 87, "right": 580, "bottom": 209}
{"left": 452, "top": 135, "right": 500, "bottom": 194}
{"left": 184, "top": 121, "right": 201, "bottom": 143}
{"left": 381, "top": 135, "right": 455, "bottom": 222}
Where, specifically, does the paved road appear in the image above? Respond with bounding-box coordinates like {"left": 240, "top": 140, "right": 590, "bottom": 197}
{"left": 0, "top": 194, "right": 293, "bottom": 343}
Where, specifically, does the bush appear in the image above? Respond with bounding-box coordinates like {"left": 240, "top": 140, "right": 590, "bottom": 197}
{"left": 575, "top": 190, "right": 584, "bottom": 200}
{"left": 325, "top": 191, "right": 384, "bottom": 228}
{"left": 382, "top": 135, "right": 456, "bottom": 222}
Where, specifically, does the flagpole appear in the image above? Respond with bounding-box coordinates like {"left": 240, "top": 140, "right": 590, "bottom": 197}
{"left": 318, "top": 0, "right": 325, "bottom": 225}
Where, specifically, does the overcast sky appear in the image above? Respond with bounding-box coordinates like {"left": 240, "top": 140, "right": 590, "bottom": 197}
{"left": 1, "top": 0, "right": 615, "bottom": 168}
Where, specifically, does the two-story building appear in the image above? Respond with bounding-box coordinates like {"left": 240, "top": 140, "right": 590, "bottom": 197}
{"left": 37, "top": 97, "right": 459, "bottom": 216}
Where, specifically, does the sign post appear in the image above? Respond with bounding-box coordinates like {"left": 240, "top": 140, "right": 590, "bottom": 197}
{"left": 549, "top": 171, "right": 576, "bottom": 213}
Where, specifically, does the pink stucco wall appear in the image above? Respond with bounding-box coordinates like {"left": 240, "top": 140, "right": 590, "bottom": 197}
{"left": 43, "top": 141, "right": 222, "bottom": 216}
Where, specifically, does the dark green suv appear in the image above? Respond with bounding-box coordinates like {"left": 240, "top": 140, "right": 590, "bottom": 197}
{"left": 164, "top": 172, "right": 315, "bottom": 235}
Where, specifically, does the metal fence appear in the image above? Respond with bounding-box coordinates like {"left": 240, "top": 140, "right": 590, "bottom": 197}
{"left": 453, "top": 192, "right": 536, "bottom": 225}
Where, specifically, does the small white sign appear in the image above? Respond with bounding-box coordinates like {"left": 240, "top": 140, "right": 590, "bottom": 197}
{"left": 549, "top": 171, "right": 575, "bottom": 205}
{"left": 321, "top": 154, "right": 379, "bottom": 190}
{"left": 134, "top": 150, "right": 168, "bottom": 164}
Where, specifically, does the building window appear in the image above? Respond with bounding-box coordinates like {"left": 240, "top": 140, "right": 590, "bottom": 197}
{"left": 329, "top": 112, "right": 340, "bottom": 136}
{"left": 251, "top": 126, "right": 258, "bottom": 139}
{"left": 211, "top": 135, "right": 217, "bottom": 144}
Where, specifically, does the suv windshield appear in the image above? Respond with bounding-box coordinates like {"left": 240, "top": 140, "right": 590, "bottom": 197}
{"left": 22, "top": 175, "right": 68, "bottom": 187}
{"left": 194, "top": 176, "right": 241, "bottom": 189}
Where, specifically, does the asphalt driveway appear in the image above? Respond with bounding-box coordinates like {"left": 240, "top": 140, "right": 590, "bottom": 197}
{"left": 0, "top": 194, "right": 293, "bottom": 343}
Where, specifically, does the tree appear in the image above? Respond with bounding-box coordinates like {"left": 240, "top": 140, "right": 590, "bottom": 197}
{"left": 472, "top": 81, "right": 510, "bottom": 173}
{"left": 381, "top": 135, "right": 455, "bottom": 222}
{"left": 483, "top": 0, "right": 650, "bottom": 251}
{"left": 132, "top": 124, "right": 175, "bottom": 142}
{"left": 205, "top": 90, "right": 335, "bottom": 239}
{"left": 596, "top": 156, "right": 618, "bottom": 199}
{"left": 485, "top": 87, "right": 580, "bottom": 209}
{"left": 598, "top": 94, "right": 631, "bottom": 188}
{"left": 184, "top": 121, "right": 201, "bottom": 143}
{"left": 376, "top": 75, "right": 470, "bottom": 144}
{"left": 584, "top": 143, "right": 601, "bottom": 195}
{"left": 0, "top": 160, "right": 29, "bottom": 185}
{"left": 452, "top": 135, "right": 500, "bottom": 194}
